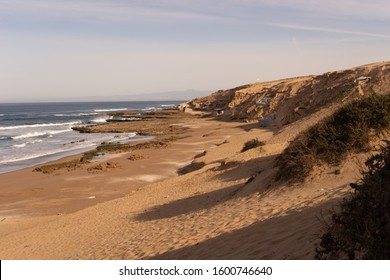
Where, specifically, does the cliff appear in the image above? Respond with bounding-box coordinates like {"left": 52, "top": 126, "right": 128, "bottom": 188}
{"left": 189, "top": 61, "right": 390, "bottom": 126}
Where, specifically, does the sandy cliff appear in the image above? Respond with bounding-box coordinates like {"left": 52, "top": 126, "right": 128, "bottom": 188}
{"left": 190, "top": 62, "right": 390, "bottom": 126}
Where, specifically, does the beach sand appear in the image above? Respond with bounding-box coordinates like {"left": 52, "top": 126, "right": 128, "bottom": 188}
{"left": 0, "top": 108, "right": 363, "bottom": 259}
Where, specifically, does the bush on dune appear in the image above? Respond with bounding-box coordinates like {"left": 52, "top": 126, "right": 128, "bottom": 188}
{"left": 273, "top": 92, "right": 390, "bottom": 259}
{"left": 316, "top": 141, "right": 390, "bottom": 259}
{"left": 276, "top": 93, "right": 390, "bottom": 182}
{"left": 241, "top": 138, "right": 265, "bottom": 152}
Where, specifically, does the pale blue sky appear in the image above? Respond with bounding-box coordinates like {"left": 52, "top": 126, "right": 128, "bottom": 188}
{"left": 0, "top": 0, "right": 389, "bottom": 101}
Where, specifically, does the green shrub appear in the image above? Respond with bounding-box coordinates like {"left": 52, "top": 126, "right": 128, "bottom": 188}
{"left": 241, "top": 138, "right": 265, "bottom": 152}
{"left": 80, "top": 140, "right": 170, "bottom": 162}
{"left": 81, "top": 143, "right": 128, "bottom": 162}
{"left": 316, "top": 141, "right": 390, "bottom": 259}
{"left": 276, "top": 93, "right": 390, "bottom": 182}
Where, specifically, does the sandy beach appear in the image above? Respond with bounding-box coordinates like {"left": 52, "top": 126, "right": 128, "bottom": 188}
{"left": 0, "top": 109, "right": 206, "bottom": 217}
{"left": 0, "top": 105, "right": 364, "bottom": 259}
{"left": 3, "top": 60, "right": 390, "bottom": 259}
{"left": 2, "top": 0, "right": 390, "bottom": 264}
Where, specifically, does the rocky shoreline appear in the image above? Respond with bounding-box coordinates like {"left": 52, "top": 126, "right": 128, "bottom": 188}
{"left": 72, "top": 109, "right": 195, "bottom": 136}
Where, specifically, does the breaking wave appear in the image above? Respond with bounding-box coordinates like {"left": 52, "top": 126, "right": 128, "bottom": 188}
{"left": 0, "top": 121, "right": 81, "bottom": 131}
{"left": 94, "top": 108, "right": 127, "bottom": 112}
{"left": 12, "top": 129, "right": 71, "bottom": 140}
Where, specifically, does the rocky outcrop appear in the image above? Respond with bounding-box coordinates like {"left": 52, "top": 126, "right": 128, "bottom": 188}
{"left": 189, "top": 62, "right": 390, "bottom": 126}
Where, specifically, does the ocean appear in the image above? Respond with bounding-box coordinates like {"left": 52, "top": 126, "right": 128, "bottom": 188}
{"left": 0, "top": 101, "right": 183, "bottom": 174}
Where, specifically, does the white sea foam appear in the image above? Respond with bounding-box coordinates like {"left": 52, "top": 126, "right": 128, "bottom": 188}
{"left": 54, "top": 113, "right": 78, "bottom": 117}
{"left": 12, "top": 132, "right": 49, "bottom": 140}
{"left": 92, "top": 118, "right": 107, "bottom": 123}
{"left": 0, "top": 132, "right": 147, "bottom": 173}
{"left": 91, "top": 116, "right": 109, "bottom": 123}
{"left": 78, "top": 113, "right": 98, "bottom": 116}
{"left": 94, "top": 108, "right": 127, "bottom": 112}
{"left": 142, "top": 107, "right": 157, "bottom": 111}
{"left": 0, "top": 141, "right": 96, "bottom": 165}
{"left": 0, "top": 102, "right": 159, "bottom": 173}
{"left": 116, "top": 117, "right": 141, "bottom": 121}
{"left": 12, "top": 139, "right": 43, "bottom": 148}
{"left": 13, "top": 143, "right": 26, "bottom": 148}
{"left": 12, "top": 129, "right": 71, "bottom": 140}
{"left": 161, "top": 104, "right": 176, "bottom": 107}
{"left": 54, "top": 113, "right": 97, "bottom": 117}
{"left": 124, "top": 132, "right": 137, "bottom": 138}
{"left": 0, "top": 150, "right": 65, "bottom": 164}
{"left": 49, "top": 129, "right": 72, "bottom": 135}
{"left": 0, "top": 121, "right": 81, "bottom": 131}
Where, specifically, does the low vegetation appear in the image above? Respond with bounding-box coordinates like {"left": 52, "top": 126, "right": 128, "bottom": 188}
{"left": 127, "top": 154, "right": 148, "bottom": 161}
{"left": 34, "top": 139, "right": 170, "bottom": 174}
{"left": 241, "top": 138, "right": 265, "bottom": 152}
{"left": 81, "top": 140, "right": 169, "bottom": 162}
{"left": 33, "top": 159, "right": 81, "bottom": 174}
{"left": 81, "top": 142, "right": 126, "bottom": 162}
{"left": 87, "top": 161, "right": 120, "bottom": 174}
{"left": 276, "top": 93, "right": 390, "bottom": 182}
{"left": 316, "top": 141, "right": 390, "bottom": 259}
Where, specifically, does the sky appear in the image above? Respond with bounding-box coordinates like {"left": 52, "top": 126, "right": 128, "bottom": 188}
{"left": 0, "top": 0, "right": 389, "bottom": 102}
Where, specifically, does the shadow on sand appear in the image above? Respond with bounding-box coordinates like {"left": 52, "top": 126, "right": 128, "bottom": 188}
{"left": 148, "top": 198, "right": 341, "bottom": 260}
{"left": 136, "top": 154, "right": 278, "bottom": 222}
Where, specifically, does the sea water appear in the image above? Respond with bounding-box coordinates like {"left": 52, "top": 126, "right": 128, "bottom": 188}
{"left": 0, "top": 101, "right": 182, "bottom": 174}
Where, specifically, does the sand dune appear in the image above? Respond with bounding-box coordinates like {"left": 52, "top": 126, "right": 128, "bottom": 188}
{"left": 1, "top": 62, "right": 389, "bottom": 259}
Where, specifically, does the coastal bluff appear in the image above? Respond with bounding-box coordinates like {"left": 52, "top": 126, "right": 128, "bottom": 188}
{"left": 188, "top": 61, "right": 390, "bottom": 126}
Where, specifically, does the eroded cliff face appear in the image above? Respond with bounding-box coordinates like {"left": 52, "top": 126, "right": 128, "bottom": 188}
{"left": 189, "top": 62, "right": 390, "bottom": 126}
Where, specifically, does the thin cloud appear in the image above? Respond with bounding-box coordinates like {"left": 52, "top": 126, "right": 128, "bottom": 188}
{"left": 0, "top": 0, "right": 226, "bottom": 23}
{"left": 270, "top": 22, "right": 390, "bottom": 40}
{"left": 238, "top": 0, "right": 390, "bottom": 20}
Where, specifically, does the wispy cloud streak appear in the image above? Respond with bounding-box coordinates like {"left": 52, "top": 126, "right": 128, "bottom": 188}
{"left": 238, "top": 0, "right": 390, "bottom": 20}
{"left": 270, "top": 22, "right": 390, "bottom": 40}
{"left": 0, "top": 0, "right": 225, "bottom": 23}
